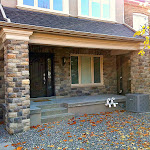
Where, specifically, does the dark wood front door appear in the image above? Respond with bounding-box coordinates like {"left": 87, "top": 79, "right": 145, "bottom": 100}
{"left": 29, "top": 53, "right": 54, "bottom": 98}
{"left": 117, "top": 55, "right": 131, "bottom": 95}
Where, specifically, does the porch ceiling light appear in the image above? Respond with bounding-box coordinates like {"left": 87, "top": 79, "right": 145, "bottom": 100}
{"left": 62, "top": 57, "right": 67, "bottom": 66}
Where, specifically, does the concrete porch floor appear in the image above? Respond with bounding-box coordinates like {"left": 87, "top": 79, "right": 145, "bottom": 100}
{"left": 30, "top": 94, "right": 126, "bottom": 126}
{"left": 31, "top": 94, "right": 126, "bottom": 107}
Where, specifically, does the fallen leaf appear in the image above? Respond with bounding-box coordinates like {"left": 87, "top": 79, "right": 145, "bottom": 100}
{"left": 49, "top": 145, "right": 54, "bottom": 147}
{"left": 68, "top": 136, "right": 72, "bottom": 138}
{"left": 16, "top": 147, "right": 23, "bottom": 150}
{"left": 63, "top": 139, "right": 67, "bottom": 142}
{"left": 69, "top": 139, "right": 73, "bottom": 142}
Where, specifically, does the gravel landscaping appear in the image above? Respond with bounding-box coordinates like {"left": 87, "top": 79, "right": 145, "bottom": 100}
{"left": 0, "top": 110, "right": 150, "bottom": 150}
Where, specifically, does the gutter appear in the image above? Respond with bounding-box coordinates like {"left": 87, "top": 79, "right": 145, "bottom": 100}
{"left": 0, "top": 21, "right": 144, "bottom": 42}
{"left": 0, "top": 4, "right": 11, "bottom": 22}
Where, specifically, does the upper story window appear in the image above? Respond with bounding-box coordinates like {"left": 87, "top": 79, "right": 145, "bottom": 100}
{"left": 133, "top": 13, "right": 148, "bottom": 32}
{"left": 78, "top": 0, "right": 116, "bottom": 21}
{"left": 18, "top": 0, "right": 69, "bottom": 14}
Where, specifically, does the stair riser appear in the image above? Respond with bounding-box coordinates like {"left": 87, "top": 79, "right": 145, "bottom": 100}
{"left": 37, "top": 104, "right": 63, "bottom": 109}
{"left": 42, "top": 109, "right": 68, "bottom": 116}
{"left": 41, "top": 115, "right": 74, "bottom": 123}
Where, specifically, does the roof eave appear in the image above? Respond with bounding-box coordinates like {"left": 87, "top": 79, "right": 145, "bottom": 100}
{"left": 0, "top": 21, "right": 144, "bottom": 42}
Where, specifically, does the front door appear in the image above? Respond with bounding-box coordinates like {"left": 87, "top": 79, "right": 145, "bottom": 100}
{"left": 117, "top": 55, "right": 131, "bottom": 95}
{"left": 29, "top": 53, "right": 54, "bottom": 98}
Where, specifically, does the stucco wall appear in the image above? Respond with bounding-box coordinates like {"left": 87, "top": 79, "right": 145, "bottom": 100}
{"left": 69, "top": 0, "right": 78, "bottom": 17}
{"left": 1, "top": 0, "right": 17, "bottom": 8}
{"left": 116, "top": 0, "right": 124, "bottom": 24}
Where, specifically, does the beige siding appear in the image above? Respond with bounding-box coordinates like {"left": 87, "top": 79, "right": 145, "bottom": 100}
{"left": 116, "top": 0, "right": 124, "bottom": 24}
{"left": 1, "top": 0, "right": 17, "bottom": 8}
{"left": 69, "top": 0, "right": 78, "bottom": 17}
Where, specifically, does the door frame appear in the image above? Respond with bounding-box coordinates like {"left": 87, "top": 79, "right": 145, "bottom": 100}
{"left": 116, "top": 55, "right": 131, "bottom": 95}
{"left": 29, "top": 52, "right": 55, "bottom": 98}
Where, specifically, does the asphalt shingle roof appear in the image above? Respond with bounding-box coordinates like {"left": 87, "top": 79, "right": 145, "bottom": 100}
{"left": 0, "top": 6, "right": 142, "bottom": 39}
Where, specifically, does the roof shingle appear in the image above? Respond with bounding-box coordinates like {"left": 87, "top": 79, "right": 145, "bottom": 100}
{"left": 0, "top": 6, "right": 142, "bottom": 39}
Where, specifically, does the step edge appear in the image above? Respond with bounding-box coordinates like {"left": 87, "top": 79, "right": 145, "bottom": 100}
{"left": 41, "top": 113, "right": 74, "bottom": 119}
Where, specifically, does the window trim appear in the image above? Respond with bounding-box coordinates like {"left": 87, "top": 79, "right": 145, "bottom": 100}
{"left": 17, "top": 0, "right": 69, "bottom": 15}
{"left": 78, "top": 0, "right": 116, "bottom": 22}
{"left": 133, "top": 13, "right": 149, "bottom": 33}
{"left": 70, "top": 54, "right": 104, "bottom": 87}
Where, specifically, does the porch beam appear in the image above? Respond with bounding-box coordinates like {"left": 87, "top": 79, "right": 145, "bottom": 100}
{"left": 110, "top": 50, "right": 131, "bottom": 55}
{"left": 29, "top": 33, "right": 142, "bottom": 51}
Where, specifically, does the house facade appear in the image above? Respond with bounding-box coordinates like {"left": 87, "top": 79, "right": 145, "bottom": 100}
{"left": 0, "top": 0, "right": 149, "bottom": 134}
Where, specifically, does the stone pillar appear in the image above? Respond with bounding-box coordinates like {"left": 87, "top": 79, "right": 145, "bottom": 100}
{"left": 130, "top": 50, "right": 150, "bottom": 94}
{"left": 0, "top": 28, "right": 33, "bottom": 134}
{"left": 0, "top": 47, "right": 5, "bottom": 120}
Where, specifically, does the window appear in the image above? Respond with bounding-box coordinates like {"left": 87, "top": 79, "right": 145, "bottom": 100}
{"left": 18, "top": 0, "right": 69, "bottom": 14}
{"left": 79, "top": 0, "right": 116, "bottom": 21}
{"left": 133, "top": 13, "right": 148, "bottom": 32}
{"left": 71, "top": 55, "right": 103, "bottom": 86}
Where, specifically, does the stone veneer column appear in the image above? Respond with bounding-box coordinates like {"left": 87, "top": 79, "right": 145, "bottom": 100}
{"left": 0, "top": 28, "right": 33, "bottom": 134}
{"left": 130, "top": 49, "right": 150, "bottom": 94}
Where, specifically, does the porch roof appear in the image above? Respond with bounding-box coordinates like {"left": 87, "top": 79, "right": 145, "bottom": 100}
{"left": 0, "top": 6, "right": 144, "bottom": 41}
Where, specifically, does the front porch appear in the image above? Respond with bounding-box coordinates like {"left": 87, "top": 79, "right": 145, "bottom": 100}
{"left": 30, "top": 94, "right": 126, "bottom": 126}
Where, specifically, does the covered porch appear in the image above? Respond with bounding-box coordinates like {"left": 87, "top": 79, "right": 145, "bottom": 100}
{"left": 0, "top": 27, "right": 148, "bottom": 134}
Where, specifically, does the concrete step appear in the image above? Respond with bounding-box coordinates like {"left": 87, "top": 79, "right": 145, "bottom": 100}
{"left": 41, "top": 107, "right": 68, "bottom": 116}
{"left": 41, "top": 113, "right": 74, "bottom": 123}
{"left": 37, "top": 103, "right": 63, "bottom": 109}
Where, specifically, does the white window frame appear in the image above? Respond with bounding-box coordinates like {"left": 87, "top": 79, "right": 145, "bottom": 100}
{"left": 17, "top": 0, "right": 69, "bottom": 15}
{"left": 70, "top": 54, "right": 104, "bottom": 87}
{"left": 78, "top": 0, "right": 116, "bottom": 22}
{"left": 133, "top": 13, "right": 148, "bottom": 31}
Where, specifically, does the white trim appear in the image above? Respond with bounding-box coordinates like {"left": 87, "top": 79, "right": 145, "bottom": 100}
{"left": 35, "top": 0, "right": 38, "bottom": 7}
{"left": 133, "top": 13, "right": 148, "bottom": 31}
{"left": 78, "top": 0, "right": 116, "bottom": 22}
{"left": 0, "top": 28, "right": 33, "bottom": 42}
{"left": 133, "top": 13, "right": 148, "bottom": 18}
{"left": 63, "top": 0, "right": 69, "bottom": 14}
{"left": 17, "top": 0, "right": 69, "bottom": 15}
{"left": 70, "top": 54, "right": 104, "bottom": 87}
{"left": 0, "top": 4, "right": 11, "bottom": 22}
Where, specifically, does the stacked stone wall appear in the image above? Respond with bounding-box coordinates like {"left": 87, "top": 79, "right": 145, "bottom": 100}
{"left": 4, "top": 40, "right": 30, "bottom": 134}
{"left": 130, "top": 50, "right": 150, "bottom": 94}
{"left": 0, "top": 47, "right": 5, "bottom": 120}
{"left": 31, "top": 46, "right": 117, "bottom": 97}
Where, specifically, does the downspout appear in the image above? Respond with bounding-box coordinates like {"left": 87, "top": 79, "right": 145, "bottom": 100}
{"left": 0, "top": 3, "right": 11, "bottom": 22}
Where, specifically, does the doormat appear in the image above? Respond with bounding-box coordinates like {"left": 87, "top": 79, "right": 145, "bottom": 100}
{"left": 33, "top": 99, "right": 51, "bottom": 102}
